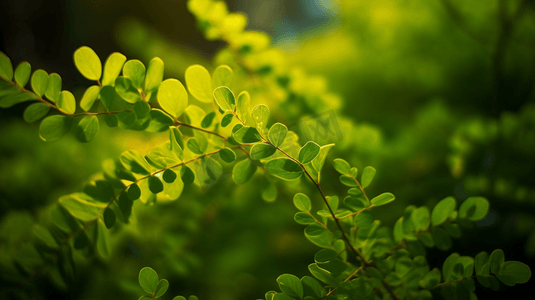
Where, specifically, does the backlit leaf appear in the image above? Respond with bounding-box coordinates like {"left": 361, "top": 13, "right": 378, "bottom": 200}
{"left": 213, "top": 86, "right": 235, "bottom": 111}
{"left": 266, "top": 158, "right": 303, "bottom": 180}
{"left": 298, "top": 141, "right": 320, "bottom": 164}
{"left": 185, "top": 64, "right": 212, "bottom": 103}
{"left": 250, "top": 143, "right": 276, "bottom": 159}
{"left": 76, "top": 115, "right": 99, "bottom": 142}
{"left": 31, "top": 69, "right": 49, "bottom": 97}
{"left": 144, "top": 57, "right": 164, "bottom": 92}
{"left": 102, "top": 52, "right": 127, "bottom": 86}
{"left": 39, "top": 115, "right": 73, "bottom": 142}
{"left": 233, "top": 159, "right": 257, "bottom": 184}
{"left": 139, "top": 267, "right": 159, "bottom": 294}
{"left": 74, "top": 46, "right": 102, "bottom": 81}
{"left": 122, "top": 59, "right": 145, "bottom": 88}
{"left": 57, "top": 90, "right": 76, "bottom": 114}
{"left": 14, "top": 61, "right": 31, "bottom": 87}
{"left": 158, "top": 79, "right": 188, "bottom": 119}
{"left": 23, "top": 103, "right": 50, "bottom": 123}
{"left": 80, "top": 85, "right": 101, "bottom": 111}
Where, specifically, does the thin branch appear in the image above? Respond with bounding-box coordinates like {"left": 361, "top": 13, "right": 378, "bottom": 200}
{"left": 3, "top": 78, "right": 131, "bottom": 117}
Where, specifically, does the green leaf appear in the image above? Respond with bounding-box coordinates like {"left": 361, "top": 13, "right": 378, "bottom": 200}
{"left": 474, "top": 252, "right": 489, "bottom": 276}
{"left": 431, "top": 227, "right": 452, "bottom": 251}
{"left": 233, "top": 159, "right": 257, "bottom": 184}
{"left": 233, "top": 126, "right": 262, "bottom": 143}
{"left": 311, "top": 143, "right": 334, "bottom": 174}
{"left": 31, "top": 69, "right": 49, "bottom": 97}
{"left": 75, "top": 115, "right": 99, "bottom": 143}
{"left": 57, "top": 90, "right": 76, "bottom": 114}
{"left": 123, "top": 59, "right": 145, "bottom": 88}
{"left": 173, "top": 297, "right": 187, "bottom": 300}
{"left": 23, "top": 103, "right": 50, "bottom": 123}
{"left": 277, "top": 274, "right": 304, "bottom": 299}
{"left": 221, "top": 112, "right": 233, "bottom": 127}
{"left": 127, "top": 183, "right": 141, "bottom": 200}
{"left": 148, "top": 176, "right": 164, "bottom": 194}
{"left": 339, "top": 175, "right": 357, "bottom": 187}
{"left": 33, "top": 225, "right": 58, "bottom": 249}
{"left": 201, "top": 111, "right": 216, "bottom": 128}
{"left": 59, "top": 194, "right": 100, "bottom": 221}
{"left": 219, "top": 147, "right": 236, "bottom": 163}
{"left": 412, "top": 206, "right": 431, "bottom": 231}
{"left": 83, "top": 180, "right": 114, "bottom": 203}
{"left": 117, "top": 192, "right": 133, "bottom": 222}
{"left": 293, "top": 193, "right": 311, "bottom": 212}
{"left": 301, "top": 276, "right": 324, "bottom": 298}
{"left": 344, "top": 195, "right": 368, "bottom": 211}
{"left": 251, "top": 143, "right": 276, "bottom": 159}
{"left": 95, "top": 220, "right": 111, "bottom": 257}
{"left": 212, "top": 65, "right": 233, "bottom": 89}
{"left": 370, "top": 192, "right": 395, "bottom": 206}
{"left": 333, "top": 158, "right": 351, "bottom": 175}
{"left": 0, "top": 88, "right": 37, "bottom": 108}
{"left": 180, "top": 166, "right": 195, "bottom": 185}
{"left": 80, "top": 85, "right": 101, "bottom": 111}
{"left": 236, "top": 91, "right": 250, "bottom": 122}
{"left": 103, "top": 115, "right": 119, "bottom": 129}
{"left": 185, "top": 64, "right": 212, "bottom": 103}
{"left": 158, "top": 79, "right": 188, "bottom": 119}
{"left": 139, "top": 267, "right": 159, "bottom": 294}
{"left": 314, "top": 249, "right": 338, "bottom": 263}
{"left": 144, "top": 57, "right": 164, "bottom": 92}
{"left": 496, "top": 261, "right": 531, "bottom": 286}
{"left": 118, "top": 111, "right": 136, "bottom": 126}
{"left": 294, "top": 212, "right": 315, "bottom": 225}
{"left": 213, "top": 86, "right": 236, "bottom": 111}
{"left": 39, "top": 115, "right": 73, "bottom": 142}
{"left": 139, "top": 296, "right": 152, "bottom": 300}
{"left": 187, "top": 138, "right": 204, "bottom": 155}
{"left": 99, "top": 85, "right": 120, "bottom": 111}
{"left": 308, "top": 263, "right": 340, "bottom": 287}
{"left": 251, "top": 104, "right": 269, "bottom": 129}
{"left": 170, "top": 127, "right": 185, "bottom": 151}
{"left": 103, "top": 207, "right": 116, "bottom": 229}
{"left": 155, "top": 279, "right": 170, "bottom": 298}
{"left": 443, "top": 253, "right": 461, "bottom": 282}
{"left": 45, "top": 73, "right": 62, "bottom": 102}
{"left": 115, "top": 76, "right": 141, "bottom": 103}
{"left": 134, "top": 100, "right": 151, "bottom": 119}
{"left": 0, "top": 51, "right": 13, "bottom": 81}
{"left": 268, "top": 123, "right": 287, "bottom": 147}
{"left": 121, "top": 150, "right": 152, "bottom": 175}
{"left": 102, "top": 52, "right": 127, "bottom": 86}
{"left": 305, "top": 224, "right": 332, "bottom": 248}
{"left": 162, "top": 169, "right": 177, "bottom": 183}
{"left": 298, "top": 141, "right": 320, "bottom": 164}
{"left": 14, "top": 61, "right": 31, "bottom": 87}
{"left": 266, "top": 158, "right": 303, "bottom": 180}
{"left": 361, "top": 166, "right": 376, "bottom": 188}
{"left": 419, "top": 268, "right": 442, "bottom": 289}
{"left": 74, "top": 46, "right": 102, "bottom": 81}
{"left": 458, "top": 196, "right": 489, "bottom": 221}
{"left": 272, "top": 294, "right": 293, "bottom": 300}
{"left": 431, "top": 197, "right": 456, "bottom": 226}
{"left": 489, "top": 249, "right": 505, "bottom": 274}
{"left": 145, "top": 152, "right": 167, "bottom": 170}
{"left": 147, "top": 109, "right": 174, "bottom": 132}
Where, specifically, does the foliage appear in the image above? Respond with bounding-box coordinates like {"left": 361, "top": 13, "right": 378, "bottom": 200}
{"left": 0, "top": 0, "right": 533, "bottom": 299}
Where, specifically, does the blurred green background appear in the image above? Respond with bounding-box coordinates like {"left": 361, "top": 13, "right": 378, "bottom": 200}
{"left": 0, "top": 0, "right": 534, "bottom": 299}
